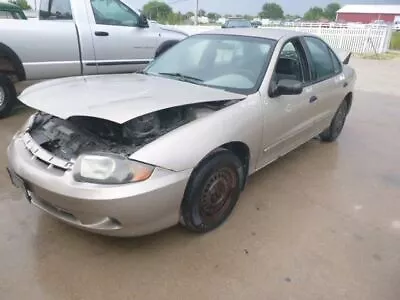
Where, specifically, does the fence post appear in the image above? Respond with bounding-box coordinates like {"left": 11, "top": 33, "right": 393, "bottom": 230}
{"left": 380, "top": 26, "right": 392, "bottom": 53}
{"left": 318, "top": 24, "right": 322, "bottom": 35}
{"left": 362, "top": 27, "right": 372, "bottom": 53}
{"left": 339, "top": 27, "right": 345, "bottom": 48}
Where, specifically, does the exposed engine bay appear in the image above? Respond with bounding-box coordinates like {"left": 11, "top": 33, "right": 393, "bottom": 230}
{"left": 28, "top": 101, "right": 237, "bottom": 161}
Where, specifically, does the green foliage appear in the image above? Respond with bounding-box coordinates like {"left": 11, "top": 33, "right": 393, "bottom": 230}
{"left": 142, "top": 1, "right": 172, "bottom": 23}
{"left": 259, "top": 2, "right": 284, "bottom": 20}
{"left": 303, "top": 6, "right": 325, "bottom": 21}
{"left": 390, "top": 32, "right": 400, "bottom": 51}
{"left": 8, "top": 0, "right": 31, "bottom": 10}
{"left": 324, "top": 3, "right": 341, "bottom": 21}
{"left": 303, "top": 3, "right": 341, "bottom": 21}
{"left": 207, "top": 12, "right": 220, "bottom": 22}
{"left": 198, "top": 9, "right": 206, "bottom": 17}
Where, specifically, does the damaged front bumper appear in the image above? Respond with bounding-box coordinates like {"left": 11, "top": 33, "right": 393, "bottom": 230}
{"left": 7, "top": 133, "right": 192, "bottom": 237}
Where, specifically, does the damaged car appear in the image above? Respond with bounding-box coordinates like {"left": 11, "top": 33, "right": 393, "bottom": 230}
{"left": 7, "top": 29, "right": 356, "bottom": 237}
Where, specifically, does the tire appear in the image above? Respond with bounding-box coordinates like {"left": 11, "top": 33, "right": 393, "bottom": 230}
{"left": 155, "top": 40, "right": 178, "bottom": 58}
{"left": 0, "top": 75, "right": 17, "bottom": 119}
{"left": 320, "top": 100, "right": 348, "bottom": 142}
{"left": 181, "top": 149, "right": 243, "bottom": 233}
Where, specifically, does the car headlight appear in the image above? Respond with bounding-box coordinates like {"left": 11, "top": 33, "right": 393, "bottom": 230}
{"left": 73, "top": 153, "right": 154, "bottom": 184}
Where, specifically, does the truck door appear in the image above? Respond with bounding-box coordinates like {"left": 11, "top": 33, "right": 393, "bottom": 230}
{"left": 86, "top": 0, "right": 159, "bottom": 74}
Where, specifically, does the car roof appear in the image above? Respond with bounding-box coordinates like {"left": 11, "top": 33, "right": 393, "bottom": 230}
{"left": 197, "top": 28, "right": 306, "bottom": 41}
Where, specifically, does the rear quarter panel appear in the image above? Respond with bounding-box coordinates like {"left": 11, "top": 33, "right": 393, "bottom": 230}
{"left": 130, "top": 94, "right": 264, "bottom": 173}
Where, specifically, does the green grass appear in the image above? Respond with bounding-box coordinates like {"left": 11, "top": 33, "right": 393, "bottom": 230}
{"left": 358, "top": 51, "right": 400, "bottom": 60}
{"left": 390, "top": 32, "right": 400, "bottom": 51}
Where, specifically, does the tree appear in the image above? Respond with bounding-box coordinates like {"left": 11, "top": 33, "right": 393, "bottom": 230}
{"left": 185, "top": 11, "right": 195, "bottom": 19}
{"left": 243, "top": 15, "right": 254, "bottom": 20}
{"left": 224, "top": 14, "right": 232, "bottom": 18}
{"left": 142, "top": 1, "right": 172, "bottom": 23}
{"left": 259, "top": 2, "right": 284, "bottom": 20}
{"left": 207, "top": 12, "right": 219, "bottom": 22}
{"left": 8, "top": 0, "right": 31, "bottom": 10}
{"left": 198, "top": 9, "right": 206, "bottom": 17}
{"left": 324, "top": 3, "right": 341, "bottom": 21}
{"left": 303, "top": 6, "right": 325, "bottom": 21}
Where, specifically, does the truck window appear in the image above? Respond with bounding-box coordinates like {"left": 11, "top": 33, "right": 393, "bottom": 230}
{"left": 0, "top": 11, "right": 12, "bottom": 19}
{"left": 40, "top": 0, "right": 73, "bottom": 20}
{"left": 90, "top": 0, "right": 140, "bottom": 27}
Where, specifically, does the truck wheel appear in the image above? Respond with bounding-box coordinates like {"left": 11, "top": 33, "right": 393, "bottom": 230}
{"left": 0, "top": 75, "right": 17, "bottom": 118}
{"left": 155, "top": 40, "right": 179, "bottom": 58}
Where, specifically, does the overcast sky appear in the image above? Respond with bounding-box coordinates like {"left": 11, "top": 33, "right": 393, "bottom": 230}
{"left": 26, "top": 0, "right": 399, "bottom": 15}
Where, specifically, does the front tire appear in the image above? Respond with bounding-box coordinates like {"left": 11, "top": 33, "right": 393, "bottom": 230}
{"left": 181, "top": 149, "right": 243, "bottom": 233}
{"left": 320, "top": 100, "right": 348, "bottom": 142}
{"left": 0, "top": 75, "right": 17, "bottom": 118}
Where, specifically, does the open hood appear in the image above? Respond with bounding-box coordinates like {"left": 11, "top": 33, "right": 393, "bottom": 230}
{"left": 19, "top": 73, "right": 244, "bottom": 124}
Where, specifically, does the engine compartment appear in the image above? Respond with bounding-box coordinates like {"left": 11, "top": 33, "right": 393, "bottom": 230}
{"left": 28, "top": 102, "right": 235, "bottom": 161}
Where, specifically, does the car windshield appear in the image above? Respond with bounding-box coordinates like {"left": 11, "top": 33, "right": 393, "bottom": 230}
{"left": 227, "top": 19, "right": 252, "bottom": 27}
{"left": 145, "top": 34, "right": 275, "bottom": 95}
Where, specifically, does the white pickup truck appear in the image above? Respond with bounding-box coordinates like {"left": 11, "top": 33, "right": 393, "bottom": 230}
{"left": 0, "top": 0, "right": 187, "bottom": 117}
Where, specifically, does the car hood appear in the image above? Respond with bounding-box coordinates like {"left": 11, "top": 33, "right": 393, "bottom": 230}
{"left": 19, "top": 74, "right": 245, "bottom": 124}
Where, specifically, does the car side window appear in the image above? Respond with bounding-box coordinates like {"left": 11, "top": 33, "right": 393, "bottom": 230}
{"left": 90, "top": 0, "right": 140, "bottom": 27}
{"left": 330, "top": 49, "right": 342, "bottom": 74}
{"left": 40, "top": 0, "right": 73, "bottom": 20}
{"left": 304, "top": 37, "right": 335, "bottom": 80}
{"left": 273, "top": 40, "right": 306, "bottom": 84}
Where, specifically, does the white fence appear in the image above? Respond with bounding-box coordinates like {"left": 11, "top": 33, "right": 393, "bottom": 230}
{"left": 169, "top": 25, "right": 393, "bottom": 54}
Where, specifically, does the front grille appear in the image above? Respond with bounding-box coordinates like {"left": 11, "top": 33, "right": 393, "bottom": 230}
{"left": 22, "top": 132, "right": 74, "bottom": 171}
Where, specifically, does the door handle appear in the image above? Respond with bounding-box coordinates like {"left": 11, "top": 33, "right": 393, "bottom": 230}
{"left": 95, "top": 31, "right": 109, "bottom": 36}
{"left": 309, "top": 96, "right": 318, "bottom": 103}
{"left": 343, "top": 82, "right": 348, "bottom": 88}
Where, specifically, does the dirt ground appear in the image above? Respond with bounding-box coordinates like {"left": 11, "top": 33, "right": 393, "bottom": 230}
{"left": 1, "top": 58, "right": 400, "bottom": 300}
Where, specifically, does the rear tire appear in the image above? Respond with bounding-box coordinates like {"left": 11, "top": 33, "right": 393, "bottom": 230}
{"left": 181, "top": 149, "right": 243, "bottom": 233}
{"left": 320, "top": 100, "right": 348, "bottom": 142}
{"left": 0, "top": 75, "right": 17, "bottom": 118}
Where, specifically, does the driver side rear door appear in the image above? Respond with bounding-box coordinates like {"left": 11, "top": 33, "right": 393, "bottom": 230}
{"left": 86, "top": 0, "right": 159, "bottom": 74}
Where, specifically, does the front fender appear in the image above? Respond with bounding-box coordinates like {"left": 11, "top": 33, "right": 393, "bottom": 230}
{"left": 129, "top": 94, "right": 264, "bottom": 172}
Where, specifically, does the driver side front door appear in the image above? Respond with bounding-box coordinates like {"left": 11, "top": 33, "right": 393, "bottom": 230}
{"left": 87, "top": 0, "right": 159, "bottom": 74}
{"left": 258, "top": 38, "right": 318, "bottom": 168}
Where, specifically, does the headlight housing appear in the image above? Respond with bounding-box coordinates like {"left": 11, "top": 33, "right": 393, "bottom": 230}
{"left": 73, "top": 153, "right": 154, "bottom": 184}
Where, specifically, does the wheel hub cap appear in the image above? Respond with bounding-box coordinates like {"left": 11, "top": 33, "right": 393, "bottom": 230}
{"left": 200, "top": 168, "right": 236, "bottom": 221}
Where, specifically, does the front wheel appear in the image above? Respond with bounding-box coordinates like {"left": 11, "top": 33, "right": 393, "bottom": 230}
{"left": 0, "top": 75, "right": 17, "bottom": 118}
{"left": 180, "top": 150, "right": 243, "bottom": 233}
{"left": 320, "top": 100, "right": 348, "bottom": 142}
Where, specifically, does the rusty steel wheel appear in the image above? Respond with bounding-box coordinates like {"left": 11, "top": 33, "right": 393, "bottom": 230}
{"left": 181, "top": 149, "right": 243, "bottom": 233}
{"left": 199, "top": 167, "right": 238, "bottom": 224}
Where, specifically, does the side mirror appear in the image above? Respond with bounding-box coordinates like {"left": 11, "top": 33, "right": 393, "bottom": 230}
{"left": 138, "top": 13, "right": 149, "bottom": 28}
{"left": 270, "top": 79, "right": 303, "bottom": 97}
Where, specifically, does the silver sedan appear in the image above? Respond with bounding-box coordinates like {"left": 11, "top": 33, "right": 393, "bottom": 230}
{"left": 7, "top": 29, "right": 356, "bottom": 237}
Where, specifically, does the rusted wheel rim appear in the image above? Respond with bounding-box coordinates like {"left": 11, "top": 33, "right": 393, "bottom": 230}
{"left": 199, "top": 167, "right": 238, "bottom": 223}
{"left": 0, "top": 86, "right": 5, "bottom": 107}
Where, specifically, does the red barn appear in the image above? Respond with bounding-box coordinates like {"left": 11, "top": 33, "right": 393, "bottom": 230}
{"left": 336, "top": 5, "right": 400, "bottom": 24}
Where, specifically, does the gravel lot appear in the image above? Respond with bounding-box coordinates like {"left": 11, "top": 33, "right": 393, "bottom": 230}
{"left": 1, "top": 58, "right": 400, "bottom": 300}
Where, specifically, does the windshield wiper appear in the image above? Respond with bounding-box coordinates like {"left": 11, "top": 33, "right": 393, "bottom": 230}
{"left": 157, "top": 72, "right": 204, "bottom": 83}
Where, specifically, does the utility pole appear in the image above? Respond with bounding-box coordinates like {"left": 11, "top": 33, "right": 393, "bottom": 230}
{"left": 195, "top": 0, "right": 199, "bottom": 25}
